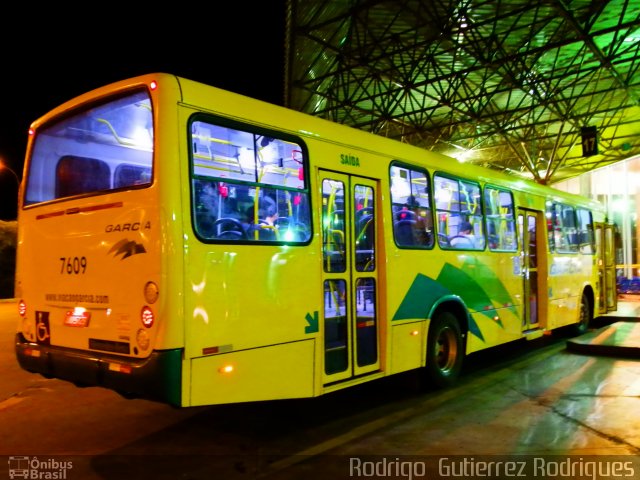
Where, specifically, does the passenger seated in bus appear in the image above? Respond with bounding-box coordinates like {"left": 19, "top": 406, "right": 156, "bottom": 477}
{"left": 394, "top": 196, "right": 433, "bottom": 247}
{"left": 450, "top": 221, "right": 476, "bottom": 248}
{"left": 244, "top": 195, "right": 279, "bottom": 240}
{"left": 260, "top": 195, "right": 279, "bottom": 226}
{"left": 194, "top": 180, "right": 219, "bottom": 237}
{"left": 486, "top": 221, "right": 499, "bottom": 249}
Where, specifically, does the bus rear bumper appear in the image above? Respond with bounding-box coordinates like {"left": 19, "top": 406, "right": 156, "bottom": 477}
{"left": 14, "top": 333, "right": 182, "bottom": 407}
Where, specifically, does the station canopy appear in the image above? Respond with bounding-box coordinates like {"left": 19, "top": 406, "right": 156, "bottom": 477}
{"left": 285, "top": 0, "right": 640, "bottom": 183}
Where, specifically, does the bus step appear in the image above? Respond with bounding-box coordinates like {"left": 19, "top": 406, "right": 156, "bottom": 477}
{"left": 523, "top": 328, "right": 544, "bottom": 340}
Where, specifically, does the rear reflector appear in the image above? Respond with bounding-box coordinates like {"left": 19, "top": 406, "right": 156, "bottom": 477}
{"left": 108, "top": 363, "right": 132, "bottom": 374}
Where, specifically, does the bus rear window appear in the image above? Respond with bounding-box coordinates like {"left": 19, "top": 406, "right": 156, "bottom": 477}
{"left": 24, "top": 90, "right": 153, "bottom": 206}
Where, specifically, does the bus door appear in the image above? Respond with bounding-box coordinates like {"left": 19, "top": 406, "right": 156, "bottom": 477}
{"left": 320, "top": 171, "right": 380, "bottom": 384}
{"left": 517, "top": 209, "right": 543, "bottom": 331}
{"left": 595, "top": 222, "right": 617, "bottom": 313}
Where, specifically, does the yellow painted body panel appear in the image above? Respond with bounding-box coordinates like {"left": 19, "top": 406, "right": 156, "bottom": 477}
{"left": 190, "top": 340, "right": 315, "bottom": 406}
{"left": 390, "top": 321, "right": 426, "bottom": 374}
{"left": 546, "top": 254, "right": 594, "bottom": 329}
{"left": 184, "top": 246, "right": 321, "bottom": 351}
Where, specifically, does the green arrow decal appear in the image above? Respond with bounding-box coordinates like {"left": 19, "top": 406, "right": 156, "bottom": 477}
{"left": 392, "top": 267, "right": 485, "bottom": 342}
{"left": 305, "top": 311, "right": 319, "bottom": 334}
{"left": 437, "top": 263, "right": 493, "bottom": 316}
{"left": 392, "top": 273, "right": 449, "bottom": 321}
{"left": 435, "top": 263, "right": 487, "bottom": 340}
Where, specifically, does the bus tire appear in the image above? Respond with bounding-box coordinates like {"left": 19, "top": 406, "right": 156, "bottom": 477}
{"left": 425, "top": 311, "right": 464, "bottom": 388}
{"left": 570, "top": 293, "right": 592, "bottom": 336}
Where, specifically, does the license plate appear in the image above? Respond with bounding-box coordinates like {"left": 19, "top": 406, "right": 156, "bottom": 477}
{"left": 64, "top": 309, "right": 91, "bottom": 327}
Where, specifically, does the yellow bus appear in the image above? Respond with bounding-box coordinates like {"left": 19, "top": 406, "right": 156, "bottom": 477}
{"left": 15, "top": 73, "right": 617, "bottom": 407}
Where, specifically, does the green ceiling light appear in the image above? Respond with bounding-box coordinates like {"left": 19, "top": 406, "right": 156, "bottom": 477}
{"left": 625, "top": 28, "right": 640, "bottom": 43}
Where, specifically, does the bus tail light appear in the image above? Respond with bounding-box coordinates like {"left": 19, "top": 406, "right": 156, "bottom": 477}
{"left": 18, "top": 300, "right": 27, "bottom": 317}
{"left": 141, "top": 306, "right": 154, "bottom": 328}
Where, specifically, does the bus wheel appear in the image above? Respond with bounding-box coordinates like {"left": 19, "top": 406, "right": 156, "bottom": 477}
{"left": 425, "top": 312, "right": 464, "bottom": 388}
{"left": 571, "top": 294, "right": 592, "bottom": 336}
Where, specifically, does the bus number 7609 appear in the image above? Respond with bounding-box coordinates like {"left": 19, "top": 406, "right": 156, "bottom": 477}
{"left": 59, "top": 256, "right": 87, "bottom": 275}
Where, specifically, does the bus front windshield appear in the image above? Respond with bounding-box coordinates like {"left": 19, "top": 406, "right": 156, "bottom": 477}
{"left": 24, "top": 90, "right": 153, "bottom": 206}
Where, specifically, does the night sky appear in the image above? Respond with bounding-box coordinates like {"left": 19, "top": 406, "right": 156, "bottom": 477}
{"left": 0, "top": 3, "right": 287, "bottom": 220}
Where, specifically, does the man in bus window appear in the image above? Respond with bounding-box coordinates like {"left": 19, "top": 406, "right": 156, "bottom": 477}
{"left": 245, "top": 194, "right": 279, "bottom": 240}
{"left": 260, "top": 195, "right": 279, "bottom": 226}
{"left": 195, "top": 180, "right": 219, "bottom": 237}
{"left": 405, "top": 195, "right": 433, "bottom": 246}
{"left": 450, "top": 220, "right": 476, "bottom": 248}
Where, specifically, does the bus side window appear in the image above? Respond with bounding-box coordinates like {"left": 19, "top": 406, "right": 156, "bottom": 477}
{"left": 546, "top": 201, "right": 579, "bottom": 253}
{"left": 389, "top": 163, "right": 433, "bottom": 248}
{"left": 484, "top": 187, "right": 517, "bottom": 251}
{"left": 577, "top": 208, "right": 594, "bottom": 254}
{"left": 435, "top": 174, "right": 484, "bottom": 250}
{"left": 190, "top": 120, "right": 311, "bottom": 244}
